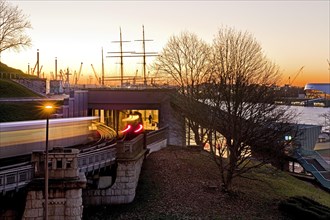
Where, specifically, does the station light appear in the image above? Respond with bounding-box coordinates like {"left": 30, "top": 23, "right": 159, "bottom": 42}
{"left": 285, "top": 135, "right": 292, "bottom": 141}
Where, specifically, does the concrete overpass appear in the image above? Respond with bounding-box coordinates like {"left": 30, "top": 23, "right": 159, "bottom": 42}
{"left": 62, "top": 88, "right": 185, "bottom": 146}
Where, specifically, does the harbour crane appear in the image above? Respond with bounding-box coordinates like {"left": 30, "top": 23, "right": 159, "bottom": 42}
{"left": 73, "top": 62, "right": 83, "bottom": 85}
{"left": 287, "top": 66, "right": 304, "bottom": 87}
{"left": 91, "top": 64, "right": 101, "bottom": 84}
{"left": 59, "top": 68, "right": 71, "bottom": 87}
{"left": 31, "top": 61, "right": 38, "bottom": 75}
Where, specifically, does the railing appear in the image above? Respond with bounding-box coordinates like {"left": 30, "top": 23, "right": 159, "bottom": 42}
{"left": 295, "top": 150, "right": 330, "bottom": 190}
{"left": 78, "top": 143, "right": 117, "bottom": 173}
{"left": 146, "top": 126, "right": 168, "bottom": 146}
{"left": 0, "top": 162, "right": 34, "bottom": 194}
{"left": 298, "top": 149, "right": 330, "bottom": 170}
{"left": 116, "top": 134, "right": 145, "bottom": 159}
{"left": 116, "top": 127, "right": 169, "bottom": 159}
{"left": 0, "top": 142, "right": 117, "bottom": 194}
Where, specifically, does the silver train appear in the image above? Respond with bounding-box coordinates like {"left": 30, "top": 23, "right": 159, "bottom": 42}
{"left": 0, "top": 116, "right": 99, "bottom": 159}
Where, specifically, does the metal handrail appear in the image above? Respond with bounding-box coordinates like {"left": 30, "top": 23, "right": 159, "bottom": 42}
{"left": 78, "top": 143, "right": 117, "bottom": 173}
{"left": 0, "top": 143, "right": 117, "bottom": 193}
{"left": 0, "top": 164, "right": 34, "bottom": 193}
{"left": 296, "top": 151, "right": 330, "bottom": 189}
{"left": 298, "top": 149, "right": 330, "bottom": 171}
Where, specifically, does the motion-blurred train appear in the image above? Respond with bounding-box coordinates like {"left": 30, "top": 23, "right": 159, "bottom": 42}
{"left": 118, "top": 111, "right": 144, "bottom": 140}
{"left": 0, "top": 117, "right": 98, "bottom": 159}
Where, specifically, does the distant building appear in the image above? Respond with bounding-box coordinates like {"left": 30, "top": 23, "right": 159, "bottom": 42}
{"left": 304, "top": 83, "right": 330, "bottom": 100}
{"left": 49, "top": 79, "right": 64, "bottom": 94}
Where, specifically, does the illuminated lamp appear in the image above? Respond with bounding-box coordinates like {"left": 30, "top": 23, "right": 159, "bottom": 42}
{"left": 43, "top": 104, "right": 53, "bottom": 220}
{"left": 134, "top": 124, "right": 144, "bottom": 133}
{"left": 285, "top": 135, "right": 292, "bottom": 141}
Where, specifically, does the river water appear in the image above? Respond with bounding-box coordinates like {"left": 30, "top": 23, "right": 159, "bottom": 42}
{"left": 289, "top": 106, "right": 330, "bottom": 130}
{"left": 189, "top": 106, "right": 330, "bottom": 145}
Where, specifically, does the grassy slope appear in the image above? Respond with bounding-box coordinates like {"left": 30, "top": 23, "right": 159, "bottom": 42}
{"left": 0, "top": 62, "right": 46, "bottom": 122}
{"left": 83, "top": 146, "right": 330, "bottom": 219}
{"left": 0, "top": 62, "right": 36, "bottom": 79}
{"left": 237, "top": 164, "right": 330, "bottom": 207}
{"left": 0, "top": 79, "right": 46, "bottom": 122}
{"left": 0, "top": 102, "right": 46, "bottom": 122}
{"left": 0, "top": 79, "right": 41, "bottom": 98}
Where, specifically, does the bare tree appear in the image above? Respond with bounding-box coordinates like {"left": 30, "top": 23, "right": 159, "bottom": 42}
{"left": 0, "top": 0, "right": 32, "bottom": 58}
{"left": 152, "top": 31, "right": 212, "bottom": 146}
{"left": 206, "top": 27, "right": 297, "bottom": 191}
{"left": 319, "top": 111, "right": 330, "bottom": 131}
{"left": 154, "top": 27, "right": 297, "bottom": 192}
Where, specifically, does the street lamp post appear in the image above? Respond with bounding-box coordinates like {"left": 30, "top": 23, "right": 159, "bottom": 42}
{"left": 44, "top": 105, "right": 53, "bottom": 220}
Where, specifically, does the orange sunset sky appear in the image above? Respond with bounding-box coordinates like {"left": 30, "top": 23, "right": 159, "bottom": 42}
{"left": 1, "top": 0, "right": 329, "bottom": 87}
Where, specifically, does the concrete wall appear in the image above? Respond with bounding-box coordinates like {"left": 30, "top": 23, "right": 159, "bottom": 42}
{"left": 12, "top": 78, "right": 46, "bottom": 95}
{"left": 49, "top": 80, "right": 64, "bottom": 94}
{"left": 147, "top": 139, "right": 168, "bottom": 154}
{"left": 62, "top": 90, "right": 88, "bottom": 118}
{"left": 296, "top": 124, "right": 322, "bottom": 150}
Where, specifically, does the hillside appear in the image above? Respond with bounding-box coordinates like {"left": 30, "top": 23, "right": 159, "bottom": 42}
{"left": 0, "top": 62, "right": 41, "bottom": 98}
{"left": 0, "top": 62, "right": 46, "bottom": 122}
{"left": 0, "top": 79, "right": 45, "bottom": 122}
{"left": 0, "top": 79, "right": 41, "bottom": 98}
{"left": 83, "top": 146, "right": 330, "bottom": 219}
{"left": 0, "top": 62, "right": 36, "bottom": 78}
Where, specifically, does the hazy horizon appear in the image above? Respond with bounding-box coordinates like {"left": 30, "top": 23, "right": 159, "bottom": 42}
{"left": 1, "top": 0, "right": 329, "bottom": 86}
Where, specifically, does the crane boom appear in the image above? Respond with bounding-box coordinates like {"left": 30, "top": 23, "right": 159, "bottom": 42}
{"left": 91, "top": 64, "right": 101, "bottom": 84}
{"left": 287, "top": 66, "right": 304, "bottom": 86}
{"left": 291, "top": 66, "right": 304, "bottom": 86}
{"left": 78, "top": 62, "right": 83, "bottom": 77}
{"left": 31, "top": 61, "right": 38, "bottom": 75}
{"left": 76, "top": 62, "right": 83, "bottom": 84}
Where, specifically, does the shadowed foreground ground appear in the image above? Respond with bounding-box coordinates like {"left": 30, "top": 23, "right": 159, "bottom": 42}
{"left": 83, "top": 146, "right": 330, "bottom": 220}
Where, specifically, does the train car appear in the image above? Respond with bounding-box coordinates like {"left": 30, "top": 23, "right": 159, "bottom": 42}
{"left": 118, "top": 111, "right": 144, "bottom": 140}
{"left": 0, "top": 116, "right": 98, "bottom": 159}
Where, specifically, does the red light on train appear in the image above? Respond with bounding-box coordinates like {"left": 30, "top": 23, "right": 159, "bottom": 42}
{"left": 134, "top": 124, "right": 143, "bottom": 133}
{"left": 121, "top": 124, "right": 132, "bottom": 133}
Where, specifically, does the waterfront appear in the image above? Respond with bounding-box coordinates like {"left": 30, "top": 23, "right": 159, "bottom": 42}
{"left": 289, "top": 106, "right": 330, "bottom": 130}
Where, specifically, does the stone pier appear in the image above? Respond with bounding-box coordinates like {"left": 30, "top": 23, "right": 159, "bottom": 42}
{"left": 23, "top": 147, "right": 86, "bottom": 220}
{"left": 82, "top": 149, "right": 145, "bottom": 205}
{"left": 83, "top": 135, "right": 147, "bottom": 205}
